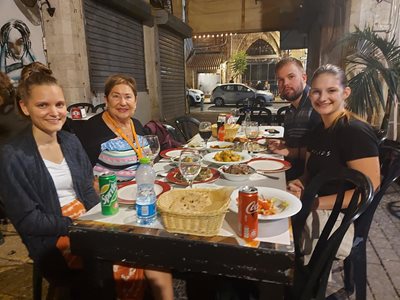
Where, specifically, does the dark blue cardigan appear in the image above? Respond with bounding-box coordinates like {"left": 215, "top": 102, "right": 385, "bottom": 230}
{"left": 0, "top": 127, "right": 99, "bottom": 261}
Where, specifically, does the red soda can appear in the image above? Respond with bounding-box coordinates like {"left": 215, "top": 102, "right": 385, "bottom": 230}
{"left": 238, "top": 186, "right": 258, "bottom": 239}
{"left": 70, "top": 107, "right": 82, "bottom": 119}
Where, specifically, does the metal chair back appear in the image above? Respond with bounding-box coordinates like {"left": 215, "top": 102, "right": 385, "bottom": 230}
{"left": 343, "top": 141, "right": 400, "bottom": 299}
{"left": 67, "top": 102, "right": 94, "bottom": 113}
{"left": 174, "top": 116, "right": 200, "bottom": 142}
{"left": 291, "top": 168, "right": 374, "bottom": 300}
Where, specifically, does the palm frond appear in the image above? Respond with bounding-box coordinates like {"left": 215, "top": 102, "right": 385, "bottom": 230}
{"left": 338, "top": 26, "right": 400, "bottom": 128}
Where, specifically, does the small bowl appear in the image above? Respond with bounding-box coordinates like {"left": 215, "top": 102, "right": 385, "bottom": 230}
{"left": 218, "top": 164, "right": 256, "bottom": 182}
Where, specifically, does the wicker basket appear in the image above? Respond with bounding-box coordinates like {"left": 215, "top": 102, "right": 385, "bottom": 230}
{"left": 157, "top": 188, "right": 234, "bottom": 236}
{"left": 211, "top": 124, "right": 239, "bottom": 142}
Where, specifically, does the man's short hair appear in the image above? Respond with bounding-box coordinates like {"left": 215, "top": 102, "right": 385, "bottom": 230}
{"left": 275, "top": 57, "right": 304, "bottom": 74}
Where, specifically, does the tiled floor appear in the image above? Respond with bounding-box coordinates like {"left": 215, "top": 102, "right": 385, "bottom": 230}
{"left": 0, "top": 184, "right": 399, "bottom": 299}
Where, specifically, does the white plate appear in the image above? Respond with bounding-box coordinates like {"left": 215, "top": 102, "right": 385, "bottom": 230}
{"left": 229, "top": 187, "right": 302, "bottom": 220}
{"left": 203, "top": 151, "right": 252, "bottom": 165}
{"left": 118, "top": 182, "right": 168, "bottom": 204}
{"left": 206, "top": 141, "right": 234, "bottom": 152}
{"left": 247, "top": 159, "right": 284, "bottom": 171}
{"left": 162, "top": 149, "right": 183, "bottom": 158}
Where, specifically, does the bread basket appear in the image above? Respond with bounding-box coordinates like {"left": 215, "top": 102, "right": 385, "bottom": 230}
{"left": 157, "top": 187, "right": 234, "bottom": 236}
{"left": 211, "top": 124, "right": 240, "bottom": 142}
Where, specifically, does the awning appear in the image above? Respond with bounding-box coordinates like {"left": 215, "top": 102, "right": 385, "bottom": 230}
{"left": 186, "top": 52, "right": 225, "bottom": 72}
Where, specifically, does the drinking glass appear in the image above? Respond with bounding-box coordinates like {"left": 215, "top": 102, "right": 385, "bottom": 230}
{"left": 143, "top": 135, "right": 160, "bottom": 164}
{"left": 245, "top": 121, "right": 259, "bottom": 154}
{"left": 198, "top": 121, "right": 212, "bottom": 148}
{"left": 179, "top": 149, "right": 202, "bottom": 188}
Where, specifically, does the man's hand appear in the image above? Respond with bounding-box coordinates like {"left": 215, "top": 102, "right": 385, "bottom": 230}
{"left": 268, "top": 139, "right": 289, "bottom": 156}
{"left": 287, "top": 179, "right": 304, "bottom": 199}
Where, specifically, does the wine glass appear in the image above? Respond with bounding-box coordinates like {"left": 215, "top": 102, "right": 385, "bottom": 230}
{"left": 245, "top": 121, "right": 259, "bottom": 155}
{"left": 198, "top": 121, "right": 212, "bottom": 148}
{"left": 143, "top": 135, "right": 160, "bottom": 164}
{"left": 179, "top": 149, "right": 202, "bottom": 188}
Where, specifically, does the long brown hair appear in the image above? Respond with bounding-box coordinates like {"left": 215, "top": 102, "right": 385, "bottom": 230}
{"left": 17, "top": 63, "right": 59, "bottom": 117}
{"left": 311, "top": 64, "right": 364, "bottom": 126}
{"left": 17, "top": 63, "right": 57, "bottom": 101}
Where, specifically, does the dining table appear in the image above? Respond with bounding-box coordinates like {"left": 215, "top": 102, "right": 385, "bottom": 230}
{"left": 69, "top": 127, "right": 298, "bottom": 298}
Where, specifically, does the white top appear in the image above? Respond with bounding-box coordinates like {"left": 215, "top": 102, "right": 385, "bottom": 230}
{"left": 43, "top": 158, "right": 77, "bottom": 207}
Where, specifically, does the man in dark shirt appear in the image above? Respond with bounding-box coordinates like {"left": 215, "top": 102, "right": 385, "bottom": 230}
{"left": 269, "top": 57, "right": 321, "bottom": 180}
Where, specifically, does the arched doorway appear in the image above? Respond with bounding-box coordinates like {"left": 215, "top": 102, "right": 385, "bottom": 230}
{"left": 243, "top": 39, "right": 278, "bottom": 94}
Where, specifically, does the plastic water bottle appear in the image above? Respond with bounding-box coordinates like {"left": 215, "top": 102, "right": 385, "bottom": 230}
{"left": 136, "top": 157, "right": 157, "bottom": 225}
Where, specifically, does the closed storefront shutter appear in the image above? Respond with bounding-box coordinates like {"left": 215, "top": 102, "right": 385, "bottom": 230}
{"left": 158, "top": 27, "right": 185, "bottom": 120}
{"left": 83, "top": 0, "right": 146, "bottom": 92}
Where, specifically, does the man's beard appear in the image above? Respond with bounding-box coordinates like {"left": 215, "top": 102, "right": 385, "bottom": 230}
{"left": 280, "top": 87, "right": 303, "bottom": 102}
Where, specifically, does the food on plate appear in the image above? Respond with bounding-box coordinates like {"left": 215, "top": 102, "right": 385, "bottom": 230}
{"left": 257, "top": 197, "right": 288, "bottom": 215}
{"left": 233, "top": 136, "right": 248, "bottom": 143}
{"left": 214, "top": 150, "right": 242, "bottom": 162}
{"left": 235, "top": 196, "right": 288, "bottom": 216}
{"left": 175, "top": 167, "right": 212, "bottom": 182}
{"left": 187, "top": 142, "right": 202, "bottom": 148}
{"left": 223, "top": 164, "right": 254, "bottom": 175}
{"left": 249, "top": 142, "right": 268, "bottom": 152}
{"left": 210, "top": 144, "right": 232, "bottom": 149}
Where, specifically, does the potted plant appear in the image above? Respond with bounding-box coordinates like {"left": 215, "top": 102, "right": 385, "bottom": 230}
{"left": 340, "top": 27, "right": 400, "bottom": 139}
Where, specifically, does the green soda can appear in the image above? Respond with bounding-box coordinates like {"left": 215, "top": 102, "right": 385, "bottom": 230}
{"left": 99, "top": 173, "right": 119, "bottom": 215}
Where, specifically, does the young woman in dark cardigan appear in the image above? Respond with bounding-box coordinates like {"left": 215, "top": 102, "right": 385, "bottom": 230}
{"left": 0, "top": 65, "right": 99, "bottom": 295}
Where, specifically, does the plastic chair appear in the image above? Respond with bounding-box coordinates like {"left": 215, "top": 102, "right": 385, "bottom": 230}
{"left": 174, "top": 116, "right": 200, "bottom": 142}
{"left": 290, "top": 168, "right": 374, "bottom": 300}
{"left": 343, "top": 141, "right": 400, "bottom": 300}
{"left": 93, "top": 103, "right": 106, "bottom": 113}
{"left": 67, "top": 102, "right": 94, "bottom": 113}
{"left": 274, "top": 105, "right": 290, "bottom": 125}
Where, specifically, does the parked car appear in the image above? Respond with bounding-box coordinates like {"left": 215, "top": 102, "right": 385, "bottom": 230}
{"left": 210, "top": 83, "right": 274, "bottom": 107}
{"left": 186, "top": 88, "right": 205, "bottom": 106}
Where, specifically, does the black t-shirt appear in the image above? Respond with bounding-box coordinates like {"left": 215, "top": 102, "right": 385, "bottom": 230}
{"left": 75, "top": 112, "right": 146, "bottom": 166}
{"left": 307, "top": 118, "right": 379, "bottom": 195}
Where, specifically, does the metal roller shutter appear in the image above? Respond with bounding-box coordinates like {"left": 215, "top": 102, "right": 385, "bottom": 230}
{"left": 158, "top": 27, "right": 185, "bottom": 120}
{"left": 83, "top": 0, "right": 146, "bottom": 92}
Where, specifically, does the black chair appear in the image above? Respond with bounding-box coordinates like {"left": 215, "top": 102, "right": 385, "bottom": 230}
{"left": 274, "top": 105, "right": 290, "bottom": 125}
{"left": 235, "top": 98, "right": 255, "bottom": 109}
{"left": 237, "top": 107, "right": 272, "bottom": 125}
{"left": 290, "top": 168, "right": 374, "bottom": 300}
{"left": 174, "top": 116, "right": 200, "bottom": 142}
{"left": 164, "top": 123, "right": 183, "bottom": 143}
{"left": 67, "top": 102, "right": 94, "bottom": 113}
{"left": 343, "top": 141, "right": 400, "bottom": 300}
{"left": 93, "top": 103, "right": 106, "bottom": 113}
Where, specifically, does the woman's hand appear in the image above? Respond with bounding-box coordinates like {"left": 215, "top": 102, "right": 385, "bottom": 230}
{"left": 287, "top": 179, "right": 304, "bottom": 199}
{"left": 93, "top": 177, "right": 100, "bottom": 195}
